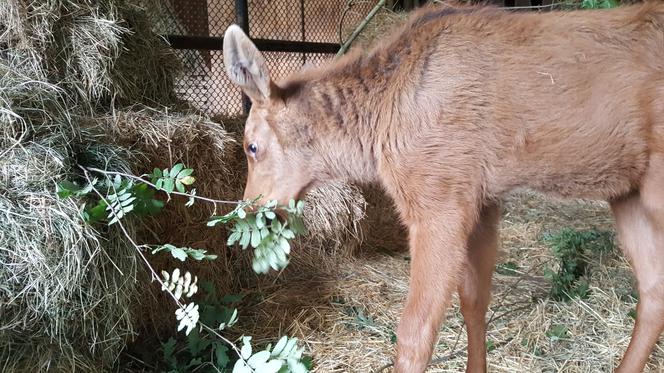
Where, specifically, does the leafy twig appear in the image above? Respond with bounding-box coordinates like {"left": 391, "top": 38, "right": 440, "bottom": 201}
{"left": 84, "top": 166, "right": 242, "bottom": 209}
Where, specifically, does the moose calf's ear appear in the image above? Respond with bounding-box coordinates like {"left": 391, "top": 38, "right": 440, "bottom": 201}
{"left": 223, "top": 24, "right": 271, "bottom": 103}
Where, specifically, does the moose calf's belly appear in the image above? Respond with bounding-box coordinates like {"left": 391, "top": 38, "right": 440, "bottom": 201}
{"left": 498, "top": 124, "right": 650, "bottom": 201}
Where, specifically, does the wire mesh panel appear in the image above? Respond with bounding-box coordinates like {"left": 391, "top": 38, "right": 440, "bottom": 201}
{"left": 146, "top": 1, "right": 549, "bottom": 117}
{"left": 147, "top": 0, "right": 379, "bottom": 118}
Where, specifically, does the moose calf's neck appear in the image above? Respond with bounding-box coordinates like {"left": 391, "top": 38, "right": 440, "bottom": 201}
{"left": 282, "top": 57, "right": 387, "bottom": 186}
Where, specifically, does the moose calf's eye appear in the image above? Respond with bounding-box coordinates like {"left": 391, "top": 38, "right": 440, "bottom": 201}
{"left": 248, "top": 143, "right": 258, "bottom": 154}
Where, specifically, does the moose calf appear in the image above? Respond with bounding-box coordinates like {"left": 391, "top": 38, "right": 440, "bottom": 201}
{"left": 222, "top": 2, "right": 664, "bottom": 372}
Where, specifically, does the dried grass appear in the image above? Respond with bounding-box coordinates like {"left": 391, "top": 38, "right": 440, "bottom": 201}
{"left": 0, "top": 1, "right": 178, "bottom": 371}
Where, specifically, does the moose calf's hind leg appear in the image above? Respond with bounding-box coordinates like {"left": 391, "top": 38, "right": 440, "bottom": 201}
{"left": 612, "top": 156, "right": 664, "bottom": 373}
{"left": 458, "top": 204, "right": 500, "bottom": 373}
{"left": 394, "top": 210, "right": 475, "bottom": 373}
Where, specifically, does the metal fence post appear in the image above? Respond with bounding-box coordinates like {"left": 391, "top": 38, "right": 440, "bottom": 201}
{"left": 235, "top": 0, "right": 251, "bottom": 114}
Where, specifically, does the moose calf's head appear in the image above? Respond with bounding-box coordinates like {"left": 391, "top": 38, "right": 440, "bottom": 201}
{"left": 223, "top": 25, "right": 318, "bottom": 207}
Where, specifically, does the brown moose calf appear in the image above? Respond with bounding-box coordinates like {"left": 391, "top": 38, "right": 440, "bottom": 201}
{"left": 222, "top": 2, "right": 664, "bottom": 372}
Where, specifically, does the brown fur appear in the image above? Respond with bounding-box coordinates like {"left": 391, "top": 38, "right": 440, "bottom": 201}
{"left": 223, "top": 2, "right": 664, "bottom": 372}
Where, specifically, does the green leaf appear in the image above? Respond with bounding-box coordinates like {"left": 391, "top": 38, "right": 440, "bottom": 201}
{"left": 265, "top": 199, "right": 278, "bottom": 209}
{"left": 240, "top": 231, "right": 251, "bottom": 249}
{"left": 250, "top": 229, "right": 261, "bottom": 248}
{"left": 240, "top": 336, "right": 252, "bottom": 360}
{"left": 628, "top": 308, "right": 637, "bottom": 320}
{"left": 275, "top": 246, "right": 287, "bottom": 263}
{"left": 161, "top": 337, "right": 177, "bottom": 367}
{"left": 271, "top": 218, "right": 282, "bottom": 232}
{"left": 281, "top": 338, "right": 298, "bottom": 358}
{"left": 178, "top": 168, "right": 194, "bottom": 178}
{"left": 163, "top": 178, "right": 175, "bottom": 194}
{"left": 85, "top": 202, "right": 108, "bottom": 223}
{"left": 247, "top": 350, "right": 271, "bottom": 368}
{"left": 214, "top": 343, "right": 230, "bottom": 368}
{"left": 186, "top": 189, "right": 196, "bottom": 207}
{"left": 233, "top": 360, "right": 252, "bottom": 373}
{"left": 56, "top": 180, "right": 81, "bottom": 199}
{"left": 171, "top": 163, "right": 184, "bottom": 177}
{"left": 227, "top": 231, "right": 242, "bottom": 246}
{"left": 236, "top": 220, "right": 250, "bottom": 232}
{"left": 604, "top": 0, "right": 619, "bottom": 8}
{"left": 260, "top": 360, "right": 283, "bottom": 373}
{"left": 256, "top": 213, "right": 265, "bottom": 229}
{"left": 301, "top": 356, "right": 314, "bottom": 370}
{"left": 546, "top": 325, "right": 569, "bottom": 341}
{"left": 279, "top": 237, "right": 291, "bottom": 255}
{"left": 171, "top": 247, "right": 188, "bottom": 261}
{"left": 272, "top": 336, "right": 288, "bottom": 357}
{"left": 282, "top": 229, "right": 295, "bottom": 240}
{"left": 175, "top": 181, "right": 185, "bottom": 193}
{"left": 185, "top": 357, "right": 203, "bottom": 369}
{"left": 180, "top": 175, "right": 196, "bottom": 185}
{"left": 186, "top": 328, "right": 207, "bottom": 355}
{"left": 288, "top": 360, "right": 308, "bottom": 373}
{"left": 118, "top": 192, "right": 132, "bottom": 201}
{"left": 237, "top": 208, "right": 247, "bottom": 219}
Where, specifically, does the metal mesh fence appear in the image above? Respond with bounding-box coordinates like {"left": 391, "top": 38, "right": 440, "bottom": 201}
{"left": 148, "top": 0, "right": 379, "bottom": 118}
{"left": 147, "top": 0, "right": 550, "bottom": 117}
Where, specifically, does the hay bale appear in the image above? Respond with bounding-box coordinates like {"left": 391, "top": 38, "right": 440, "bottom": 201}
{"left": 0, "top": 134, "right": 138, "bottom": 372}
{"left": 0, "top": 0, "right": 180, "bottom": 370}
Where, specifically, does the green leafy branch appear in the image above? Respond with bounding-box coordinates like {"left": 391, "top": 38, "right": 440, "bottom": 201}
{"left": 59, "top": 165, "right": 311, "bottom": 372}
{"left": 543, "top": 228, "right": 614, "bottom": 301}
{"left": 58, "top": 174, "right": 164, "bottom": 225}
{"left": 83, "top": 165, "right": 242, "bottom": 212}
{"left": 208, "top": 199, "right": 307, "bottom": 274}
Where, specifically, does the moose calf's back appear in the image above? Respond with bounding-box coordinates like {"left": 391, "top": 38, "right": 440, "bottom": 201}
{"left": 386, "top": 4, "right": 664, "bottom": 202}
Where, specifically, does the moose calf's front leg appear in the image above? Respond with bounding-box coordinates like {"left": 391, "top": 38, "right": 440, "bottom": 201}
{"left": 394, "top": 215, "right": 473, "bottom": 373}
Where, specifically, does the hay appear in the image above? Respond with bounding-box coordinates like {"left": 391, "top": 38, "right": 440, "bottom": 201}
{"left": 1, "top": 0, "right": 372, "bottom": 371}
{"left": 0, "top": 60, "right": 136, "bottom": 373}
{"left": 301, "top": 182, "right": 366, "bottom": 254}
{"left": 0, "top": 0, "right": 181, "bottom": 371}
{"left": 342, "top": 6, "right": 406, "bottom": 50}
